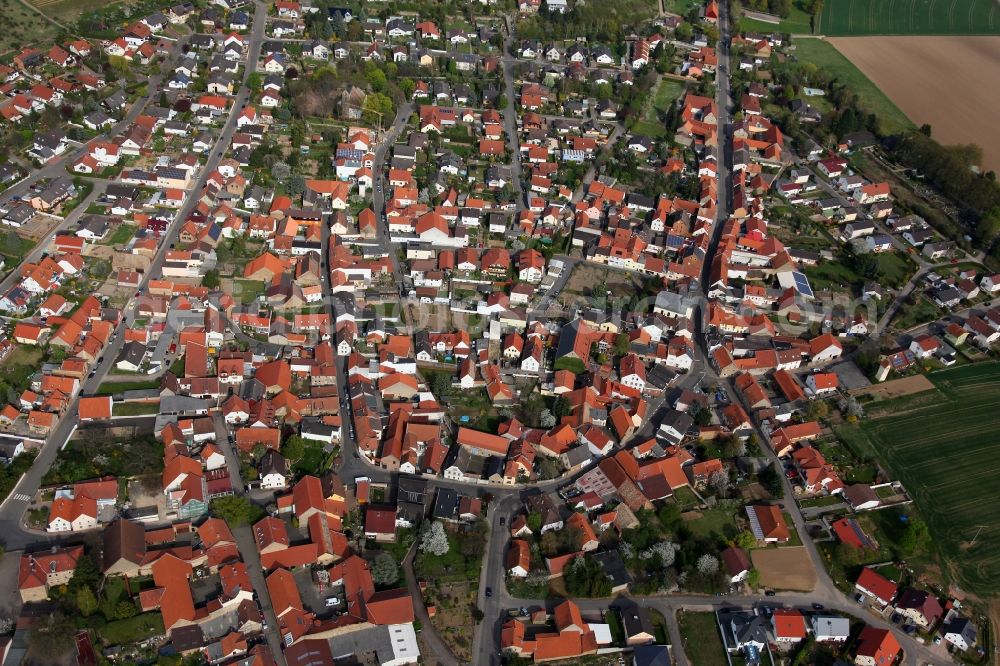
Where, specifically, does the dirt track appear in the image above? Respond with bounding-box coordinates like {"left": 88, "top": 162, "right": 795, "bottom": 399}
{"left": 830, "top": 36, "right": 1000, "bottom": 172}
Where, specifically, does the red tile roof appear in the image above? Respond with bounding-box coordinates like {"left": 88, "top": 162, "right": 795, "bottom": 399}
{"left": 856, "top": 567, "right": 898, "bottom": 604}
{"left": 364, "top": 588, "right": 415, "bottom": 624}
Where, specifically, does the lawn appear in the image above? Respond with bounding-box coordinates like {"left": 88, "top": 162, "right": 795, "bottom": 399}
{"left": 103, "top": 223, "right": 137, "bottom": 247}
{"left": 414, "top": 532, "right": 483, "bottom": 582}
{"left": 0, "top": 345, "right": 45, "bottom": 390}
{"left": 816, "top": 0, "right": 999, "bottom": 35}
{"left": 803, "top": 260, "right": 862, "bottom": 291}
{"left": 232, "top": 279, "right": 265, "bottom": 304}
{"left": 663, "top": 0, "right": 698, "bottom": 14}
{"left": 798, "top": 494, "right": 844, "bottom": 509}
{"left": 99, "top": 613, "right": 164, "bottom": 645}
{"left": 791, "top": 38, "right": 914, "bottom": 135}
{"left": 631, "top": 120, "right": 667, "bottom": 139}
{"left": 672, "top": 485, "right": 701, "bottom": 510}
{"left": 112, "top": 402, "right": 159, "bottom": 416}
{"left": 891, "top": 295, "right": 943, "bottom": 331}
{"left": 739, "top": 1, "right": 815, "bottom": 34}
{"left": 683, "top": 506, "right": 739, "bottom": 544}
{"left": 834, "top": 362, "right": 1000, "bottom": 594}
{"left": 0, "top": 0, "right": 60, "bottom": 54}
{"left": 654, "top": 80, "right": 686, "bottom": 114}
{"left": 635, "top": 78, "right": 686, "bottom": 139}
{"left": 678, "top": 611, "right": 728, "bottom": 666}
{"left": 293, "top": 440, "right": 333, "bottom": 476}
{"left": 97, "top": 379, "right": 161, "bottom": 395}
{"left": 875, "top": 251, "right": 916, "bottom": 288}
{"left": 0, "top": 231, "right": 36, "bottom": 262}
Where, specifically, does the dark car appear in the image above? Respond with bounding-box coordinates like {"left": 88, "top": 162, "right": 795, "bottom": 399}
{"left": 764, "top": 590, "right": 776, "bottom": 597}
{"left": 485, "top": 587, "right": 492, "bottom": 598}
{"left": 812, "top": 603, "right": 824, "bottom": 610}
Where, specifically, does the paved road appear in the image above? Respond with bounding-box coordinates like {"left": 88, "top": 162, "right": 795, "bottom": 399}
{"left": 471, "top": 492, "right": 523, "bottom": 666}
{"left": 233, "top": 523, "right": 288, "bottom": 666}
{"left": 370, "top": 100, "right": 413, "bottom": 295}
{"left": 501, "top": 15, "right": 525, "bottom": 212}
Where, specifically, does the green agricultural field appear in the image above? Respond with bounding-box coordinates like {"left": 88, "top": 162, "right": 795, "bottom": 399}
{"left": 816, "top": 0, "right": 1000, "bottom": 35}
{"left": 792, "top": 38, "right": 914, "bottom": 134}
{"left": 836, "top": 362, "right": 1000, "bottom": 594}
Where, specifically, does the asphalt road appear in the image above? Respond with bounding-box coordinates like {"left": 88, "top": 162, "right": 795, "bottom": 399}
{"left": 501, "top": 15, "right": 525, "bottom": 212}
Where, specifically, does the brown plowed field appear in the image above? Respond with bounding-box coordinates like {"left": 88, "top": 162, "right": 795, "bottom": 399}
{"left": 830, "top": 36, "right": 1000, "bottom": 172}
{"left": 751, "top": 547, "right": 817, "bottom": 591}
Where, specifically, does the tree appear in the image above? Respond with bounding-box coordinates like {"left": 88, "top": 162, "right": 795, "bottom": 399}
{"left": 271, "top": 161, "right": 291, "bottom": 181}
{"left": 526, "top": 512, "right": 543, "bottom": 533}
{"left": 614, "top": 334, "right": 630, "bottom": 356}
{"left": 807, "top": 399, "right": 829, "bottom": 421}
{"left": 202, "top": 268, "right": 221, "bottom": 289}
{"left": 116, "top": 601, "right": 138, "bottom": 619}
{"left": 709, "top": 469, "right": 730, "bottom": 495}
{"left": 75, "top": 586, "right": 98, "bottom": 617}
{"left": 366, "top": 68, "right": 388, "bottom": 93}
{"left": 721, "top": 436, "right": 747, "bottom": 458}
{"left": 363, "top": 92, "right": 394, "bottom": 123}
{"left": 746, "top": 568, "right": 761, "bottom": 590}
{"left": 675, "top": 22, "right": 692, "bottom": 42}
{"left": 399, "top": 78, "right": 415, "bottom": 100}
{"left": 282, "top": 435, "right": 306, "bottom": 462}
{"left": 211, "top": 495, "right": 265, "bottom": 527}
{"left": 692, "top": 406, "right": 712, "bottom": 427}
{"left": 538, "top": 409, "right": 556, "bottom": 428}
{"left": 27, "top": 613, "right": 75, "bottom": 662}
{"left": 67, "top": 554, "right": 100, "bottom": 594}
{"left": 420, "top": 520, "right": 450, "bottom": 556}
{"left": 287, "top": 174, "right": 306, "bottom": 197}
{"left": 564, "top": 556, "right": 612, "bottom": 597}
{"left": 371, "top": 552, "right": 399, "bottom": 585}
{"left": 639, "top": 541, "right": 677, "bottom": 566}
{"left": 759, "top": 464, "right": 785, "bottom": 499}
{"left": 246, "top": 72, "right": 262, "bottom": 92}
{"left": 330, "top": 12, "right": 345, "bottom": 36}
{"left": 697, "top": 554, "right": 719, "bottom": 575}
{"left": 552, "top": 397, "right": 573, "bottom": 418}
{"left": 735, "top": 531, "right": 757, "bottom": 550}
{"left": 899, "top": 519, "right": 930, "bottom": 556}
{"left": 978, "top": 207, "right": 1000, "bottom": 247}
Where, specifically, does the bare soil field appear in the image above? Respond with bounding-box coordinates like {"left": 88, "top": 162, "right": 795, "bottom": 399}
{"left": 18, "top": 213, "right": 61, "bottom": 242}
{"left": 830, "top": 36, "right": 1000, "bottom": 172}
{"left": 751, "top": 547, "right": 817, "bottom": 591}
{"left": 559, "top": 263, "right": 646, "bottom": 308}
{"left": 849, "top": 373, "right": 934, "bottom": 400}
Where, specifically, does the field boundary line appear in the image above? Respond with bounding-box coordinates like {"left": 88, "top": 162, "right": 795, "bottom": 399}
{"left": 14, "top": 0, "right": 72, "bottom": 32}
